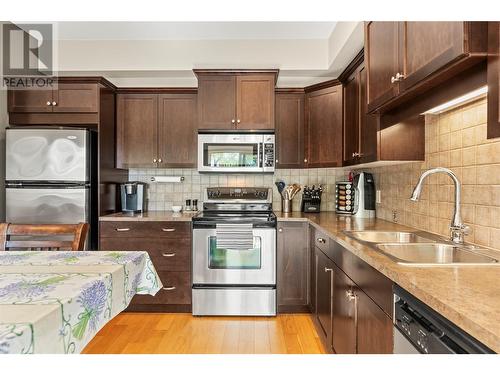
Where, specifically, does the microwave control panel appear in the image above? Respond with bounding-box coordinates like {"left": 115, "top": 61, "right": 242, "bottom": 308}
{"left": 263, "top": 143, "right": 275, "bottom": 167}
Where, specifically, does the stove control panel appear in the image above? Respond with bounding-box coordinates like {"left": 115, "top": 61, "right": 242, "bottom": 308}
{"left": 206, "top": 187, "right": 270, "bottom": 201}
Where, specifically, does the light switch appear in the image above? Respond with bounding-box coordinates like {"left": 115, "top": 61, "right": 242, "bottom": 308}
{"left": 376, "top": 190, "right": 381, "bottom": 204}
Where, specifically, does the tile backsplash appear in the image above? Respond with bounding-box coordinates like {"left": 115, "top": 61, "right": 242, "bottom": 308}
{"left": 363, "top": 97, "right": 500, "bottom": 250}
{"left": 128, "top": 168, "right": 346, "bottom": 212}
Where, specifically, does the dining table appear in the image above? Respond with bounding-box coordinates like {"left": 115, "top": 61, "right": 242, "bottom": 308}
{"left": 0, "top": 250, "right": 162, "bottom": 354}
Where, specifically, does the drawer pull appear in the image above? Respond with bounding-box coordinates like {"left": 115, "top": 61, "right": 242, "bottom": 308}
{"left": 317, "top": 238, "right": 326, "bottom": 244}
{"left": 161, "top": 252, "right": 176, "bottom": 257}
{"left": 162, "top": 286, "right": 176, "bottom": 291}
{"left": 115, "top": 228, "right": 131, "bottom": 232}
{"left": 161, "top": 228, "right": 176, "bottom": 232}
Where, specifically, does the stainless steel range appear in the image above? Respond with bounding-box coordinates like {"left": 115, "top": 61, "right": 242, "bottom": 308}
{"left": 192, "top": 187, "right": 276, "bottom": 316}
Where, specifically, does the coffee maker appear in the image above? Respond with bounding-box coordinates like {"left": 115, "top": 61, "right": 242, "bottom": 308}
{"left": 352, "top": 172, "right": 376, "bottom": 218}
{"left": 120, "top": 182, "right": 147, "bottom": 213}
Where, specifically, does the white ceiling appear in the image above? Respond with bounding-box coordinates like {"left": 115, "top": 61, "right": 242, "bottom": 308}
{"left": 56, "top": 22, "right": 338, "bottom": 40}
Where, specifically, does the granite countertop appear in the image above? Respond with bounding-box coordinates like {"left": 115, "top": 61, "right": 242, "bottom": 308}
{"left": 276, "top": 211, "right": 500, "bottom": 353}
{"left": 99, "top": 211, "right": 199, "bottom": 222}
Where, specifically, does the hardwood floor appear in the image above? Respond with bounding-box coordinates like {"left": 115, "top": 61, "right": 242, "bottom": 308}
{"left": 82, "top": 313, "right": 326, "bottom": 354}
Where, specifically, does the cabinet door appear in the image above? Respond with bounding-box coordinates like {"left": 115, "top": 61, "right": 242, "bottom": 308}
{"left": 236, "top": 74, "right": 275, "bottom": 129}
{"left": 158, "top": 94, "right": 198, "bottom": 168}
{"left": 197, "top": 75, "right": 236, "bottom": 129}
{"left": 488, "top": 21, "right": 500, "bottom": 139}
{"left": 277, "top": 222, "right": 309, "bottom": 311}
{"left": 306, "top": 85, "right": 343, "bottom": 168}
{"left": 52, "top": 83, "right": 98, "bottom": 112}
{"left": 343, "top": 72, "right": 360, "bottom": 165}
{"left": 116, "top": 94, "right": 158, "bottom": 168}
{"left": 401, "top": 22, "right": 466, "bottom": 91}
{"left": 365, "top": 22, "right": 402, "bottom": 111}
{"left": 356, "top": 289, "right": 393, "bottom": 354}
{"left": 7, "top": 89, "right": 53, "bottom": 112}
{"left": 358, "top": 65, "right": 378, "bottom": 163}
{"left": 275, "top": 93, "right": 304, "bottom": 168}
{"left": 315, "top": 247, "right": 334, "bottom": 346}
{"left": 331, "top": 264, "right": 357, "bottom": 354}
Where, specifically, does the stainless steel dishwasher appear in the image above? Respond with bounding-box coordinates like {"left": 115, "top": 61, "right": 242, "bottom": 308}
{"left": 393, "top": 285, "right": 494, "bottom": 354}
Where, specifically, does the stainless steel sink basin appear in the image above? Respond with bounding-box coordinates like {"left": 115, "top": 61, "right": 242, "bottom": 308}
{"left": 344, "top": 230, "right": 431, "bottom": 244}
{"left": 376, "top": 243, "right": 499, "bottom": 265}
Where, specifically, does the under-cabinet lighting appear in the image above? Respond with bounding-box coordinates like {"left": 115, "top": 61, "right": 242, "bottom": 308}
{"left": 424, "top": 86, "right": 488, "bottom": 114}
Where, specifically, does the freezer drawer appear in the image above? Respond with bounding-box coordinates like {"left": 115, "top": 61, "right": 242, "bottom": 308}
{"left": 6, "top": 128, "right": 90, "bottom": 182}
{"left": 6, "top": 187, "right": 89, "bottom": 224}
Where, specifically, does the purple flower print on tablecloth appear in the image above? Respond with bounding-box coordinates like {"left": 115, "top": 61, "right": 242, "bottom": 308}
{"left": 72, "top": 280, "right": 107, "bottom": 340}
{"left": 103, "top": 252, "right": 143, "bottom": 265}
{"left": 0, "top": 275, "right": 67, "bottom": 300}
{"left": 0, "top": 252, "right": 36, "bottom": 265}
{"left": 47, "top": 252, "right": 92, "bottom": 264}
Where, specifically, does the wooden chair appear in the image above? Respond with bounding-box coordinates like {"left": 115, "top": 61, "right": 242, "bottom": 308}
{"left": 0, "top": 223, "right": 89, "bottom": 251}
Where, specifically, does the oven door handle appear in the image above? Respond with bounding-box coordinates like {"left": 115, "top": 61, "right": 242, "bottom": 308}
{"left": 258, "top": 143, "right": 263, "bottom": 168}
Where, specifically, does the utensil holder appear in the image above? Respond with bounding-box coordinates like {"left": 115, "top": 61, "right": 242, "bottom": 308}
{"left": 282, "top": 198, "right": 292, "bottom": 213}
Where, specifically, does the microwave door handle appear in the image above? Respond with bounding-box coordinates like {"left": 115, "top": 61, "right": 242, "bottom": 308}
{"left": 258, "top": 143, "right": 263, "bottom": 168}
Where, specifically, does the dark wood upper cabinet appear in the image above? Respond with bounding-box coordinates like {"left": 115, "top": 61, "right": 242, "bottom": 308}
{"left": 277, "top": 222, "right": 309, "bottom": 312}
{"left": 488, "top": 21, "right": 500, "bottom": 139}
{"left": 275, "top": 91, "right": 305, "bottom": 168}
{"left": 365, "top": 21, "right": 402, "bottom": 111}
{"left": 116, "top": 94, "right": 158, "bottom": 168}
{"left": 358, "top": 65, "right": 378, "bottom": 163}
{"left": 52, "top": 83, "right": 98, "bottom": 112}
{"left": 8, "top": 89, "right": 53, "bottom": 112}
{"left": 366, "top": 21, "right": 488, "bottom": 114}
{"left": 158, "top": 94, "right": 198, "bottom": 168}
{"left": 195, "top": 70, "right": 278, "bottom": 130}
{"left": 236, "top": 75, "right": 275, "bottom": 129}
{"left": 343, "top": 70, "right": 360, "bottom": 165}
{"left": 305, "top": 85, "right": 343, "bottom": 168}
{"left": 197, "top": 75, "right": 236, "bottom": 129}
{"left": 8, "top": 83, "right": 98, "bottom": 113}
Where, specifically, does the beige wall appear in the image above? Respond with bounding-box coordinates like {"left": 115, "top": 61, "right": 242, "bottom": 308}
{"left": 367, "top": 97, "right": 500, "bottom": 250}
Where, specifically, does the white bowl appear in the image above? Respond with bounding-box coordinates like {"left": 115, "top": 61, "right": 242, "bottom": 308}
{"left": 172, "top": 206, "right": 182, "bottom": 213}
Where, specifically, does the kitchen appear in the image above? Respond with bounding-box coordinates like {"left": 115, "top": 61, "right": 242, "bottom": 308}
{"left": 1, "top": 3, "right": 500, "bottom": 369}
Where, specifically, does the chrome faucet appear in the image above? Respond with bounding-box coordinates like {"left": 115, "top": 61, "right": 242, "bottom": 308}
{"left": 410, "top": 167, "right": 470, "bottom": 244}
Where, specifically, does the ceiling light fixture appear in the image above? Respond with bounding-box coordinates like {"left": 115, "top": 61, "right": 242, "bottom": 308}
{"left": 424, "top": 85, "right": 488, "bottom": 114}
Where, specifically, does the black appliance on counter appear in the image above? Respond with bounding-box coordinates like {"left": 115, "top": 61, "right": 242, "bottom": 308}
{"left": 393, "top": 285, "right": 493, "bottom": 354}
{"left": 301, "top": 185, "right": 323, "bottom": 212}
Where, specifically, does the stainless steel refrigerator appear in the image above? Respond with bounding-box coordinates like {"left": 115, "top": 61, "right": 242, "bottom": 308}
{"left": 5, "top": 127, "right": 98, "bottom": 249}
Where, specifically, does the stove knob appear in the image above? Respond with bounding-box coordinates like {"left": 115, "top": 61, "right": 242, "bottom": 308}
{"left": 216, "top": 190, "right": 221, "bottom": 197}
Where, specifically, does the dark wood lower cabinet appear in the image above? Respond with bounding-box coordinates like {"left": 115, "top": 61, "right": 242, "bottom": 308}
{"left": 311, "top": 228, "right": 394, "bottom": 354}
{"left": 99, "top": 220, "right": 192, "bottom": 312}
{"left": 277, "top": 222, "right": 309, "bottom": 312}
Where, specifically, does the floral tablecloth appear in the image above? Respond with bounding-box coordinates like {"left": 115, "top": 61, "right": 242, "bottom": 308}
{"left": 0, "top": 251, "right": 162, "bottom": 354}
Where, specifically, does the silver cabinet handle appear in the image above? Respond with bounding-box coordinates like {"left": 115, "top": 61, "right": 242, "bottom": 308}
{"left": 115, "top": 228, "right": 130, "bottom": 232}
{"left": 161, "top": 252, "right": 176, "bottom": 257}
{"left": 324, "top": 267, "right": 333, "bottom": 273}
{"left": 304, "top": 158, "right": 308, "bottom": 163}
{"left": 52, "top": 101, "right": 57, "bottom": 106}
{"left": 346, "top": 289, "right": 356, "bottom": 301}
{"left": 237, "top": 119, "right": 241, "bottom": 124}
{"left": 391, "top": 75, "right": 398, "bottom": 84}
{"left": 231, "top": 119, "right": 236, "bottom": 124}
{"left": 158, "top": 158, "right": 162, "bottom": 163}
{"left": 161, "top": 228, "right": 176, "bottom": 232}
{"left": 278, "top": 228, "right": 283, "bottom": 233}
{"left": 46, "top": 101, "right": 52, "bottom": 106}
{"left": 153, "top": 158, "right": 157, "bottom": 163}
{"left": 275, "top": 159, "right": 279, "bottom": 163}
{"left": 162, "top": 286, "right": 176, "bottom": 291}
{"left": 317, "top": 238, "right": 326, "bottom": 244}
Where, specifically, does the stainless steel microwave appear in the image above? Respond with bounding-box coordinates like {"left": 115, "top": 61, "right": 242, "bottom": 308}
{"left": 197, "top": 131, "right": 275, "bottom": 173}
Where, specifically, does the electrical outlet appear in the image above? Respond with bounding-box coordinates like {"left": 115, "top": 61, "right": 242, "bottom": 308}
{"left": 376, "top": 190, "right": 382, "bottom": 204}
{"left": 392, "top": 210, "right": 398, "bottom": 223}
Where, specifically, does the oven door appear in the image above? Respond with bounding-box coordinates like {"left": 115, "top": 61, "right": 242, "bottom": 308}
{"left": 192, "top": 227, "right": 276, "bottom": 285}
{"left": 198, "top": 133, "right": 264, "bottom": 173}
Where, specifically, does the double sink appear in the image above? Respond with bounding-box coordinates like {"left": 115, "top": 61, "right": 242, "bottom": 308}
{"left": 343, "top": 230, "right": 499, "bottom": 266}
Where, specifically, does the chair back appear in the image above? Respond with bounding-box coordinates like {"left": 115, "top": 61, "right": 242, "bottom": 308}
{"left": 0, "top": 223, "right": 89, "bottom": 251}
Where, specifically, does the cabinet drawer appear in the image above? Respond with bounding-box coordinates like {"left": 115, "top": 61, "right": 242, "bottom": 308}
{"left": 312, "top": 227, "right": 330, "bottom": 254}
{"left": 100, "top": 221, "right": 190, "bottom": 238}
{"left": 100, "top": 237, "right": 190, "bottom": 271}
{"left": 131, "top": 271, "right": 191, "bottom": 305}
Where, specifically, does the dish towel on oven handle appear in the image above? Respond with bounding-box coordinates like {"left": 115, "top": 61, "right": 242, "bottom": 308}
{"left": 216, "top": 223, "right": 254, "bottom": 250}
